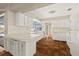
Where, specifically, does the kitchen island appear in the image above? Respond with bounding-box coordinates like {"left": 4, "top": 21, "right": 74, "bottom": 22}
{"left": 4, "top": 33, "right": 43, "bottom": 56}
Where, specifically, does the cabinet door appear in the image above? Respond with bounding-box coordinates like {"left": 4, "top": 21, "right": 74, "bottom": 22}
{"left": 25, "top": 15, "right": 32, "bottom": 27}
{"left": 20, "top": 41, "right": 26, "bottom": 56}
{"left": 16, "top": 12, "right": 25, "bottom": 26}
{"left": 4, "top": 38, "right": 9, "bottom": 50}
{"left": 9, "top": 39, "right": 16, "bottom": 55}
{"left": 24, "top": 15, "right": 28, "bottom": 26}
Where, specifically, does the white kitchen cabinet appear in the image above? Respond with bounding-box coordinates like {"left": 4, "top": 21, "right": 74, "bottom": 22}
{"left": 4, "top": 38, "right": 25, "bottom": 56}
{"left": 67, "top": 41, "right": 79, "bottom": 56}
{"left": 4, "top": 32, "right": 44, "bottom": 56}
{"left": 15, "top": 12, "right": 29, "bottom": 26}
{"left": 15, "top": 12, "right": 25, "bottom": 26}
{"left": 4, "top": 33, "right": 36, "bottom": 56}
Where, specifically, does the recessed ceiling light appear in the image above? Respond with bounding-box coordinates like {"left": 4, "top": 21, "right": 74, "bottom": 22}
{"left": 49, "top": 10, "right": 56, "bottom": 13}
{"left": 67, "top": 8, "right": 72, "bottom": 11}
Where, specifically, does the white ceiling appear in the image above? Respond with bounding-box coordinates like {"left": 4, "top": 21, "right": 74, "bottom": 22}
{"left": 9, "top": 3, "right": 52, "bottom": 12}
{"left": 0, "top": 3, "right": 9, "bottom": 14}
{"left": 0, "top": 3, "right": 52, "bottom": 12}
{"left": 1, "top": 3, "right": 79, "bottom": 20}
{"left": 25, "top": 3, "right": 79, "bottom": 19}
{"left": 0, "top": 3, "right": 9, "bottom": 9}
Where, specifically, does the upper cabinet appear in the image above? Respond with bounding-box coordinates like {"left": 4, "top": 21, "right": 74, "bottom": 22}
{"left": 15, "top": 12, "right": 29, "bottom": 27}
{"left": 70, "top": 12, "right": 79, "bottom": 30}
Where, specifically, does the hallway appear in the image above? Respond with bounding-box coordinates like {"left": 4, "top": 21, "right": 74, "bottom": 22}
{"left": 34, "top": 37, "right": 71, "bottom": 56}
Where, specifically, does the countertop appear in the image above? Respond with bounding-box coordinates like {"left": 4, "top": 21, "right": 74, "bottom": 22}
{"left": 5, "top": 33, "right": 42, "bottom": 41}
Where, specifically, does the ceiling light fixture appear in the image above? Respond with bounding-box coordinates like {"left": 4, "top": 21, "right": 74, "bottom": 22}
{"left": 67, "top": 8, "right": 72, "bottom": 11}
{"left": 49, "top": 10, "right": 56, "bottom": 13}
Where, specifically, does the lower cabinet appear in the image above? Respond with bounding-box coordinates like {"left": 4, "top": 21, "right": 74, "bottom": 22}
{"left": 52, "top": 31, "right": 70, "bottom": 41}
{"left": 4, "top": 38, "right": 36, "bottom": 56}
{"left": 67, "top": 41, "right": 79, "bottom": 56}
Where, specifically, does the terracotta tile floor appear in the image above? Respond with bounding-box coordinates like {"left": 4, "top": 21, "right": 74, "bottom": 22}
{"left": 34, "top": 37, "right": 71, "bottom": 56}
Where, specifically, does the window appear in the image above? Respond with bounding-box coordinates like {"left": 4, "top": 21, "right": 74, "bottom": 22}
{"left": 32, "top": 19, "right": 42, "bottom": 33}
